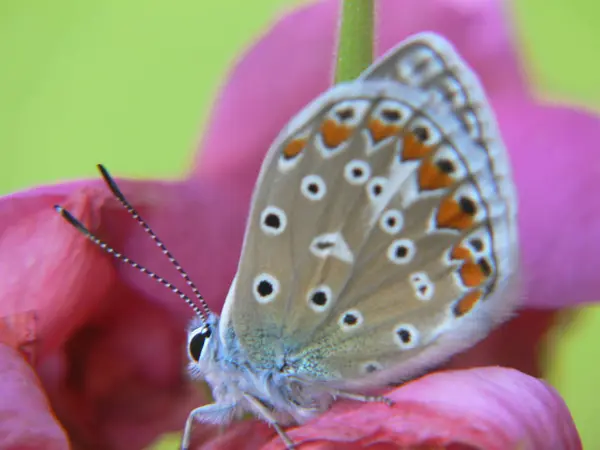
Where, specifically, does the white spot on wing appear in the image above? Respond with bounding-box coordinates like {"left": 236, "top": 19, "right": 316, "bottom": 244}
{"left": 408, "top": 116, "right": 443, "bottom": 147}
{"left": 253, "top": 273, "right": 280, "bottom": 304}
{"left": 387, "top": 239, "right": 416, "bottom": 264}
{"left": 409, "top": 272, "right": 434, "bottom": 301}
{"left": 307, "top": 285, "right": 333, "bottom": 312}
{"left": 462, "top": 109, "right": 480, "bottom": 140}
{"left": 366, "top": 176, "right": 387, "bottom": 202}
{"left": 338, "top": 309, "right": 364, "bottom": 332}
{"left": 439, "top": 75, "right": 467, "bottom": 110}
{"left": 344, "top": 159, "right": 371, "bottom": 185}
{"left": 361, "top": 361, "right": 384, "bottom": 374}
{"left": 374, "top": 100, "right": 412, "bottom": 126}
{"left": 259, "top": 206, "right": 287, "bottom": 236}
{"left": 393, "top": 323, "right": 419, "bottom": 350}
{"left": 310, "top": 232, "right": 354, "bottom": 263}
{"left": 315, "top": 99, "right": 372, "bottom": 159}
{"left": 364, "top": 100, "right": 412, "bottom": 155}
{"left": 379, "top": 209, "right": 404, "bottom": 235}
{"left": 396, "top": 46, "right": 445, "bottom": 83}
{"left": 330, "top": 99, "right": 371, "bottom": 127}
{"left": 300, "top": 174, "right": 327, "bottom": 201}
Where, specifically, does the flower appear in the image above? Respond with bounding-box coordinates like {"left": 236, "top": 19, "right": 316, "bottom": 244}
{"left": 0, "top": 180, "right": 232, "bottom": 449}
{"left": 1, "top": 0, "right": 598, "bottom": 448}
{"left": 201, "top": 368, "right": 579, "bottom": 450}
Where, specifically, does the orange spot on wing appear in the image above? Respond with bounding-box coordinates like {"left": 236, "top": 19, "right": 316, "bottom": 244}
{"left": 401, "top": 133, "right": 432, "bottom": 160}
{"left": 282, "top": 138, "right": 307, "bottom": 159}
{"left": 367, "top": 118, "right": 400, "bottom": 143}
{"left": 436, "top": 197, "right": 475, "bottom": 230}
{"left": 453, "top": 290, "right": 482, "bottom": 317}
{"left": 450, "top": 246, "right": 471, "bottom": 261}
{"left": 320, "top": 119, "right": 353, "bottom": 148}
{"left": 418, "top": 159, "right": 453, "bottom": 191}
{"left": 459, "top": 261, "right": 488, "bottom": 287}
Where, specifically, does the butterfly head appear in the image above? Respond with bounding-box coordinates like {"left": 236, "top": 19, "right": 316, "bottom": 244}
{"left": 187, "top": 323, "right": 212, "bottom": 363}
{"left": 186, "top": 312, "right": 221, "bottom": 374}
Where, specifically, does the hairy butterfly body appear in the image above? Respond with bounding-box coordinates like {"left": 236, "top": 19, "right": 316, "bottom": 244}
{"left": 55, "top": 32, "right": 519, "bottom": 449}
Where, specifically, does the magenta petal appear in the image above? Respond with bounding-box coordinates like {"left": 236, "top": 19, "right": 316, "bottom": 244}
{"left": 0, "top": 182, "right": 116, "bottom": 353}
{"left": 193, "top": 0, "right": 600, "bottom": 309}
{"left": 1, "top": 180, "right": 213, "bottom": 448}
{"left": 0, "top": 177, "right": 246, "bottom": 316}
{"left": 194, "top": 0, "right": 338, "bottom": 189}
{"left": 0, "top": 344, "right": 69, "bottom": 450}
{"left": 199, "top": 368, "right": 580, "bottom": 449}
{"left": 111, "top": 178, "right": 247, "bottom": 314}
{"left": 376, "top": 0, "right": 525, "bottom": 93}
{"left": 499, "top": 97, "right": 600, "bottom": 309}
{"left": 253, "top": 368, "right": 580, "bottom": 449}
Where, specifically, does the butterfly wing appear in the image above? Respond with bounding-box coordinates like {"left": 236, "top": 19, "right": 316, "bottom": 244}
{"left": 220, "top": 32, "right": 518, "bottom": 386}
{"left": 359, "top": 32, "right": 516, "bottom": 233}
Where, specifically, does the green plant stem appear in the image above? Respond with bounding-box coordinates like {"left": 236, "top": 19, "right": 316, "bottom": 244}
{"left": 334, "top": 0, "right": 374, "bottom": 83}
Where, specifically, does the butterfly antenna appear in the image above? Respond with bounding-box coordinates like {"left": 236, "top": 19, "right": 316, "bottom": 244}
{"left": 54, "top": 204, "right": 206, "bottom": 319}
{"left": 94, "top": 164, "right": 212, "bottom": 319}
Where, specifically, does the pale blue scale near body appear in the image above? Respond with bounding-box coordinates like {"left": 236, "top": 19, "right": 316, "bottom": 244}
{"left": 179, "top": 31, "right": 520, "bottom": 449}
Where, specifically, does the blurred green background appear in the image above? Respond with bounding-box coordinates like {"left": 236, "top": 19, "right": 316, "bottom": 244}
{"left": 1, "top": 0, "right": 599, "bottom": 448}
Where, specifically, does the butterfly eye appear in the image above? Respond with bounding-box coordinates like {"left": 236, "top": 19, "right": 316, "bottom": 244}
{"left": 188, "top": 326, "right": 212, "bottom": 363}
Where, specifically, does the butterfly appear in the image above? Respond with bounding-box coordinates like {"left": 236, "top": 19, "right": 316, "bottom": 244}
{"left": 55, "top": 31, "right": 519, "bottom": 449}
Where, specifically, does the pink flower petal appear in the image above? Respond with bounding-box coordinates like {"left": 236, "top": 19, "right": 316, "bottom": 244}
{"left": 201, "top": 367, "right": 579, "bottom": 450}
{"left": 193, "top": 0, "right": 600, "bottom": 309}
{"left": 0, "top": 344, "right": 69, "bottom": 450}
{"left": 194, "top": 0, "right": 337, "bottom": 189}
{"left": 375, "top": 0, "right": 525, "bottom": 93}
{"left": 443, "top": 309, "right": 556, "bottom": 376}
{"left": 111, "top": 178, "right": 246, "bottom": 316}
{"left": 498, "top": 97, "right": 600, "bottom": 309}
{"left": 0, "top": 181, "right": 213, "bottom": 449}
{"left": 0, "top": 182, "right": 116, "bottom": 354}
{"left": 0, "top": 176, "right": 246, "bottom": 319}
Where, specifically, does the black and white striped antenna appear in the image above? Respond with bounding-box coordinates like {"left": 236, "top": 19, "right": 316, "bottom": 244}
{"left": 54, "top": 164, "right": 210, "bottom": 321}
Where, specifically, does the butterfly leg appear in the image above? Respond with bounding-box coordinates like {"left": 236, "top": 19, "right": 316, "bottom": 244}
{"left": 333, "top": 390, "right": 395, "bottom": 407}
{"left": 243, "top": 393, "right": 297, "bottom": 450}
{"left": 181, "top": 402, "right": 237, "bottom": 450}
